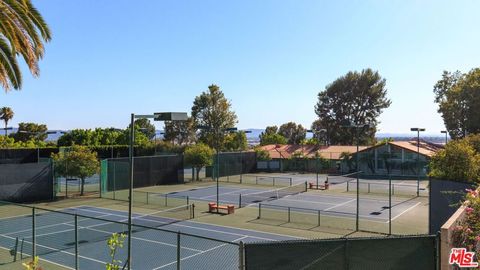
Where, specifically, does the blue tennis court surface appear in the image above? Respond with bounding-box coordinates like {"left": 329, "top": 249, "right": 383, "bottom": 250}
{"left": 170, "top": 185, "right": 421, "bottom": 221}
{"left": 0, "top": 206, "right": 298, "bottom": 270}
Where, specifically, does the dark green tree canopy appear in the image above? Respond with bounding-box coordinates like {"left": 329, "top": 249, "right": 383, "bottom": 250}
{"left": 278, "top": 122, "right": 306, "bottom": 144}
{"left": 259, "top": 133, "right": 287, "bottom": 145}
{"left": 314, "top": 69, "right": 391, "bottom": 145}
{"left": 163, "top": 117, "right": 196, "bottom": 145}
{"left": 184, "top": 143, "right": 214, "bottom": 181}
{"left": 191, "top": 84, "right": 238, "bottom": 149}
{"left": 224, "top": 131, "right": 248, "bottom": 151}
{"left": 130, "top": 118, "right": 156, "bottom": 140}
{"left": 57, "top": 128, "right": 149, "bottom": 147}
{"left": 310, "top": 119, "right": 328, "bottom": 145}
{"left": 51, "top": 145, "right": 100, "bottom": 195}
{"left": 11, "top": 122, "right": 48, "bottom": 142}
{"left": 433, "top": 68, "right": 480, "bottom": 139}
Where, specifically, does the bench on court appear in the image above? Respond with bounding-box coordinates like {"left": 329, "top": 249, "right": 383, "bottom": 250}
{"left": 309, "top": 182, "right": 329, "bottom": 190}
{"left": 208, "top": 202, "right": 235, "bottom": 214}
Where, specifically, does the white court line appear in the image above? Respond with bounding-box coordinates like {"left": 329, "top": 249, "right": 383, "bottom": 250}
{"left": 278, "top": 198, "right": 338, "bottom": 206}
{"left": 390, "top": 202, "right": 421, "bottom": 222}
{"left": 4, "top": 213, "right": 113, "bottom": 236}
{"left": 0, "top": 233, "right": 107, "bottom": 266}
{"left": 153, "top": 236, "right": 248, "bottom": 270}
{"left": 78, "top": 205, "right": 304, "bottom": 241}
{"left": 0, "top": 245, "right": 75, "bottom": 270}
{"left": 324, "top": 199, "right": 356, "bottom": 211}
{"left": 198, "top": 188, "right": 250, "bottom": 199}
{"left": 62, "top": 222, "right": 203, "bottom": 253}
{"left": 79, "top": 206, "right": 280, "bottom": 242}
{"left": 293, "top": 192, "right": 409, "bottom": 204}
{"left": 0, "top": 213, "right": 32, "bottom": 221}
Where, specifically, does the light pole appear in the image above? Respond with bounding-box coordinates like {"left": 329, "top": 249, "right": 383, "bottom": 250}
{"left": 307, "top": 128, "right": 327, "bottom": 188}
{"left": 127, "top": 112, "right": 187, "bottom": 270}
{"left": 240, "top": 130, "right": 252, "bottom": 183}
{"left": 196, "top": 125, "right": 237, "bottom": 211}
{"left": 410, "top": 128, "right": 425, "bottom": 197}
{"left": 341, "top": 121, "right": 370, "bottom": 232}
{"left": 440, "top": 130, "right": 448, "bottom": 145}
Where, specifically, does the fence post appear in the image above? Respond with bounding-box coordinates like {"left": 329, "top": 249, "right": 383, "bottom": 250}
{"left": 176, "top": 232, "right": 181, "bottom": 270}
{"left": 317, "top": 210, "right": 321, "bottom": 227}
{"left": 239, "top": 241, "right": 245, "bottom": 270}
{"left": 75, "top": 214, "right": 79, "bottom": 270}
{"left": 344, "top": 238, "right": 349, "bottom": 270}
{"left": 32, "top": 208, "right": 36, "bottom": 258}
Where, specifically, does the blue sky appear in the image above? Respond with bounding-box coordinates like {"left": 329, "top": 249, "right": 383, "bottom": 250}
{"left": 2, "top": 0, "right": 479, "bottom": 135}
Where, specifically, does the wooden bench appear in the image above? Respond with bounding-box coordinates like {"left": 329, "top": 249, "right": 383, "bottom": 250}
{"left": 309, "top": 182, "right": 329, "bottom": 190}
{"left": 208, "top": 202, "right": 235, "bottom": 214}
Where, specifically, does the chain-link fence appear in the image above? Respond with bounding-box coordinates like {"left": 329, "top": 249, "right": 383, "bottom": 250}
{"left": 244, "top": 235, "right": 439, "bottom": 270}
{"left": 0, "top": 201, "right": 240, "bottom": 270}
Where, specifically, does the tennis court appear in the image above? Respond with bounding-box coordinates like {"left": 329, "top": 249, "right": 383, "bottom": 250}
{"left": 0, "top": 205, "right": 298, "bottom": 270}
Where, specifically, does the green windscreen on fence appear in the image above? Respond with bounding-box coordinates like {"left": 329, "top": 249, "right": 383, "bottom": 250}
{"left": 100, "top": 155, "right": 184, "bottom": 196}
{"left": 244, "top": 235, "right": 437, "bottom": 270}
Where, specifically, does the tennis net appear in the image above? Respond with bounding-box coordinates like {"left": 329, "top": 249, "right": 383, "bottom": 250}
{"left": 326, "top": 172, "right": 361, "bottom": 184}
{"left": 239, "top": 182, "right": 307, "bottom": 207}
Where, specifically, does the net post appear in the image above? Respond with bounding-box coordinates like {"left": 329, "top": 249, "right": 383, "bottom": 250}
{"left": 347, "top": 180, "right": 349, "bottom": 192}
{"left": 176, "top": 232, "right": 181, "bottom": 270}
{"left": 32, "top": 207, "right": 36, "bottom": 258}
{"left": 191, "top": 204, "right": 195, "bottom": 219}
{"left": 258, "top": 203, "right": 262, "bottom": 219}
{"left": 304, "top": 181, "right": 308, "bottom": 192}
{"left": 256, "top": 176, "right": 258, "bottom": 185}
{"left": 273, "top": 178, "right": 276, "bottom": 186}
{"left": 75, "top": 214, "right": 79, "bottom": 270}
{"left": 239, "top": 194, "right": 242, "bottom": 208}
{"left": 287, "top": 207, "right": 291, "bottom": 223}
{"left": 187, "top": 196, "right": 189, "bottom": 205}
{"left": 13, "top": 237, "right": 18, "bottom": 262}
{"left": 165, "top": 194, "right": 168, "bottom": 207}
{"left": 146, "top": 192, "right": 149, "bottom": 205}
{"left": 290, "top": 178, "right": 292, "bottom": 186}
{"left": 368, "top": 183, "right": 370, "bottom": 193}
{"left": 392, "top": 185, "right": 395, "bottom": 196}
{"left": 239, "top": 241, "right": 245, "bottom": 270}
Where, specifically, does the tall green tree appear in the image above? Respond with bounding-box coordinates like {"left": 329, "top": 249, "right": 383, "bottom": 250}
{"left": 184, "top": 143, "right": 214, "bottom": 181}
{"left": 314, "top": 69, "right": 391, "bottom": 145}
{"left": 130, "top": 118, "right": 156, "bottom": 140}
{"left": 57, "top": 128, "right": 123, "bottom": 146}
{"left": 0, "top": 107, "right": 14, "bottom": 136}
{"left": 191, "top": 84, "right": 238, "bottom": 150}
{"left": 433, "top": 69, "right": 480, "bottom": 139}
{"left": 163, "top": 117, "right": 196, "bottom": 145}
{"left": 310, "top": 119, "right": 328, "bottom": 145}
{"left": 11, "top": 122, "right": 47, "bottom": 142}
{"left": 429, "top": 139, "right": 480, "bottom": 183}
{"left": 259, "top": 125, "right": 288, "bottom": 145}
{"left": 224, "top": 131, "right": 248, "bottom": 151}
{"left": 0, "top": 0, "right": 51, "bottom": 90}
{"left": 278, "top": 122, "right": 306, "bottom": 144}
{"left": 52, "top": 146, "right": 100, "bottom": 195}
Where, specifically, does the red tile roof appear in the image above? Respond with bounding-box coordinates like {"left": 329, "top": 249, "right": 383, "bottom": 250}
{"left": 257, "top": 144, "right": 369, "bottom": 160}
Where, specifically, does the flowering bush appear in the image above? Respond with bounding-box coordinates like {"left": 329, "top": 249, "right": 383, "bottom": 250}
{"left": 452, "top": 189, "right": 480, "bottom": 263}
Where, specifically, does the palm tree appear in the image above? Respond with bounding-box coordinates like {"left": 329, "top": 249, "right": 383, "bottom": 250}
{"left": 0, "top": 107, "right": 13, "bottom": 136}
{"left": 0, "top": 0, "right": 51, "bottom": 91}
